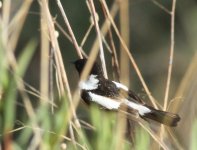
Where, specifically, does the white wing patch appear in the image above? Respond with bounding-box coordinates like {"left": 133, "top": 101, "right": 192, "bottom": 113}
{"left": 88, "top": 92, "right": 121, "bottom": 109}
{"left": 112, "top": 81, "right": 151, "bottom": 115}
{"left": 125, "top": 100, "right": 151, "bottom": 116}
{"left": 112, "top": 81, "right": 128, "bottom": 91}
{"left": 79, "top": 75, "right": 99, "bottom": 90}
{"left": 87, "top": 92, "right": 150, "bottom": 115}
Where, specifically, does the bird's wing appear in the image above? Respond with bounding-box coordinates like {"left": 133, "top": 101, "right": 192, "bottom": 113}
{"left": 112, "top": 81, "right": 145, "bottom": 104}
{"left": 127, "top": 90, "right": 145, "bottom": 104}
{"left": 90, "top": 78, "right": 121, "bottom": 99}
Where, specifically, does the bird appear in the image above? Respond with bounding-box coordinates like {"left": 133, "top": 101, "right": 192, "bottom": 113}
{"left": 73, "top": 58, "right": 180, "bottom": 127}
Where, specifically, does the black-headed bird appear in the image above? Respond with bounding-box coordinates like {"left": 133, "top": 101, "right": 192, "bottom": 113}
{"left": 73, "top": 59, "right": 180, "bottom": 127}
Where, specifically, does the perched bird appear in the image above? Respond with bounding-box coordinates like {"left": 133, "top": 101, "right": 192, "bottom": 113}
{"left": 73, "top": 59, "right": 180, "bottom": 127}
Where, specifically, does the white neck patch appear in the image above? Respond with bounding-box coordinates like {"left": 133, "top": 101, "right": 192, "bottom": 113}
{"left": 79, "top": 75, "right": 99, "bottom": 90}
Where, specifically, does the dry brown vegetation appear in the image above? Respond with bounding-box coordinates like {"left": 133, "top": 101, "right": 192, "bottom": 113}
{"left": 0, "top": 0, "right": 197, "bottom": 149}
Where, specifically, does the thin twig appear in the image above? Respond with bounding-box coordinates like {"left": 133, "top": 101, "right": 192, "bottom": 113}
{"left": 49, "top": 48, "right": 54, "bottom": 114}
{"left": 56, "top": 0, "right": 83, "bottom": 59}
{"left": 80, "top": 23, "right": 93, "bottom": 48}
{"left": 79, "top": 119, "right": 96, "bottom": 130}
{"left": 100, "top": 1, "right": 120, "bottom": 80}
{"left": 13, "top": 75, "right": 57, "bottom": 107}
{"left": 54, "top": 20, "right": 72, "bottom": 42}
{"left": 163, "top": 0, "right": 176, "bottom": 110}
{"left": 108, "top": 30, "right": 120, "bottom": 80}
{"left": 88, "top": 0, "right": 108, "bottom": 79}
{"left": 151, "top": 0, "right": 171, "bottom": 15}
{"left": 161, "top": 0, "right": 177, "bottom": 144}
{"left": 54, "top": 20, "right": 88, "bottom": 58}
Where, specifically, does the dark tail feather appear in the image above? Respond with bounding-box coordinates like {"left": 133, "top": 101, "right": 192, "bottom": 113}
{"left": 141, "top": 106, "right": 181, "bottom": 127}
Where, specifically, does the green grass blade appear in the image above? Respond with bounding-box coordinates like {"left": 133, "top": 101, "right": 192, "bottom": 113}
{"left": 16, "top": 39, "right": 37, "bottom": 77}
{"left": 190, "top": 119, "right": 197, "bottom": 150}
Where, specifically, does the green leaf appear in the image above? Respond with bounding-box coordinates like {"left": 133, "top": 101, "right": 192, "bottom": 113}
{"left": 190, "top": 119, "right": 197, "bottom": 150}
{"left": 135, "top": 127, "right": 150, "bottom": 150}
{"left": 16, "top": 39, "right": 37, "bottom": 77}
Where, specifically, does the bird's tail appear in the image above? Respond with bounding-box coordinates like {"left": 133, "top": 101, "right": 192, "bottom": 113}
{"left": 141, "top": 105, "right": 181, "bottom": 127}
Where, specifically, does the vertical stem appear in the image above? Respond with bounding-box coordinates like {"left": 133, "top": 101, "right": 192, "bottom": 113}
{"left": 88, "top": 0, "right": 108, "bottom": 79}
{"left": 161, "top": 0, "right": 177, "bottom": 145}
{"left": 40, "top": 0, "right": 49, "bottom": 106}
{"left": 115, "top": 0, "right": 130, "bottom": 149}
{"left": 164, "top": 0, "right": 176, "bottom": 110}
{"left": 49, "top": 48, "right": 54, "bottom": 114}
{"left": 119, "top": 0, "right": 130, "bottom": 86}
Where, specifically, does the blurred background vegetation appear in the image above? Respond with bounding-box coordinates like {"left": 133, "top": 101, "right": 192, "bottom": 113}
{"left": 0, "top": 0, "right": 197, "bottom": 149}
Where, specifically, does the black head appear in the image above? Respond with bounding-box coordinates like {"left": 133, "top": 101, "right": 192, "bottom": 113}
{"left": 73, "top": 59, "right": 104, "bottom": 77}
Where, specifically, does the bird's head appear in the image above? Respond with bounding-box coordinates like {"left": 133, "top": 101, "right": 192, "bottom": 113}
{"left": 73, "top": 59, "right": 104, "bottom": 77}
